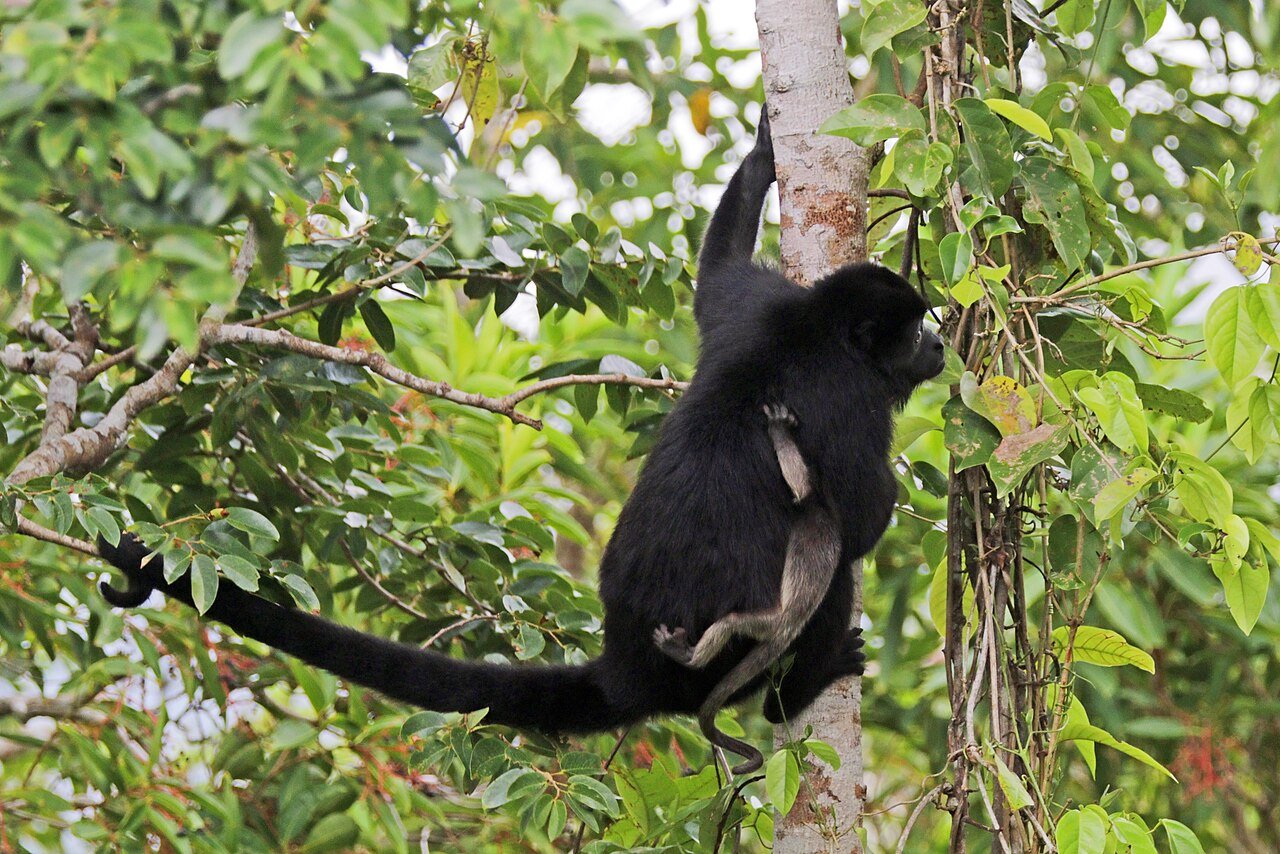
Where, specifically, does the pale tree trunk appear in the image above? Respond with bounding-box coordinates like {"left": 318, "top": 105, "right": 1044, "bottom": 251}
{"left": 755, "top": 1, "right": 870, "bottom": 852}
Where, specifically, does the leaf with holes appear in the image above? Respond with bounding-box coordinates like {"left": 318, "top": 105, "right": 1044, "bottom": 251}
{"left": 1020, "top": 157, "right": 1091, "bottom": 271}
{"left": 954, "top": 98, "right": 1014, "bottom": 198}
{"left": 942, "top": 395, "right": 1001, "bottom": 471}
{"left": 861, "top": 0, "right": 930, "bottom": 56}
{"left": 819, "top": 95, "right": 925, "bottom": 146}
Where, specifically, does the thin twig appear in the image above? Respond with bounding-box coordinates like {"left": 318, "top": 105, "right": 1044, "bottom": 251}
{"left": 1014, "top": 235, "right": 1280, "bottom": 305}
{"left": 895, "top": 785, "right": 945, "bottom": 854}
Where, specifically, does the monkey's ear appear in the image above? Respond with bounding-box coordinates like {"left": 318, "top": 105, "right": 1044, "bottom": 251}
{"left": 850, "top": 319, "right": 879, "bottom": 352}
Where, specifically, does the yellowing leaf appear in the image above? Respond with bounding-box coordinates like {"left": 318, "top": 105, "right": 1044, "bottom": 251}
{"left": 1051, "top": 625, "right": 1155, "bottom": 673}
{"left": 960, "top": 373, "right": 1037, "bottom": 436}
{"left": 461, "top": 46, "right": 499, "bottom": 129}
{"left": 689, "top": 88, "right": 712, "bottom": 135}
{"left": 985, "top": 98, "right": 1052, "bottom": 140}
{"left": 1231, "top": 232, "right": 1263, "bottom": 277}
{"left": 1093, "top": 467, "right": 1156, "bottom": 523}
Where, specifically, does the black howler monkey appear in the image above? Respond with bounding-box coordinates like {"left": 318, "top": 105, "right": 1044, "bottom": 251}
{"left": 98, "top": 109, "right": 944, "bottom": 774}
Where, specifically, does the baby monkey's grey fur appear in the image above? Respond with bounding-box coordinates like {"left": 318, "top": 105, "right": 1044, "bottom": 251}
{"left": 653, "top": 403, "right": 844, "bottom": 773}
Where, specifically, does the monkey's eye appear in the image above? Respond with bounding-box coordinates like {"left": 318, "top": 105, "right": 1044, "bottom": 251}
{"left": 913, "top": 324, "right": 923, "bottom": 347}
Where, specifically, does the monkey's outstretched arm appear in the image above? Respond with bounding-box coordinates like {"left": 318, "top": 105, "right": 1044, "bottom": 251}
{"left": 697, "top": 110, "right": 774, "bottom": 274}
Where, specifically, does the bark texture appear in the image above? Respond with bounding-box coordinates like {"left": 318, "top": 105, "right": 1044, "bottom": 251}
{"left": 755, "top": 1, "right": 870, "bottom": 851}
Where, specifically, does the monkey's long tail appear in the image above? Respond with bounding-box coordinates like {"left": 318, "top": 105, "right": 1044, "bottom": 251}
{"left": 97, "top": 534, "right": 628, "bottom": 733}
{"left": 697, "top": 642, "right": 783, "bottom": 774}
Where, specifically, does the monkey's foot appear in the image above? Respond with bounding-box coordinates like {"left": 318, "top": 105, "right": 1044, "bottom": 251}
{"left": 653, "top": 625, "right": 694, "bottom": 665}
{"left": 762, "top": 402, "right": 797, "bottom": 428}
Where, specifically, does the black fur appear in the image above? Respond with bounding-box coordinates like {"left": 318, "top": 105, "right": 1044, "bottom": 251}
{"left": 99, "top": 111, "right": 944, "bottom": 752}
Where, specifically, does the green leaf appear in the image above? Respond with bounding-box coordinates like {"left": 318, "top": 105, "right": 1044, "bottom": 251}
{"left": 1246, "top": 283, "right": 1280, "bottom": 348}
{"left": 482, "top": 768, "right": 541, "bottom": 809}
{"left": 153, "top": 233, "right": 227, "bottom": 270}
{"left": 1051, "top": 625, "right": 1155, "bottom": 673}
{"left": 61, "top": 241, "right": 123, "bottom": 301}
{"left": 1133, "top": 383, "right": 1211, "bottom": 423}
{"left": 359, "top": 299, "right": 397, "bottom": 352}
{"left": 280, "top": 575, "right": 320, "bottom": 611}
{"left": 300, "top": 814, "right": 360, "bottom": 854}
{"left": 513, "top": 624, "right": 545, "bottom": 660}
{"left": 803, "top": 738, "right": 841, "bottom": 770}
{"left": 861, "top": 0, "right": 929, "bottom": 57}
{"left": 1093, "top": 467, "right": 1156, "bottom": 523}
{"left": 560, "top": 246, "right": 590, "bottom": 296}
{"left": 219, "top": 14, "right": 284, "bottom": 80}
{"left": 938, "top": 231, "right": 973, "bottom": 286}
{"left": 1077, "top": 372, "right": 1147, "bottom": 454}
{"left": 401, "top": 711, "right": 447, "bottom": 739}
{"left": 524, "top": 24, "right": 579, "bottom": 96}
{"left": 190, "top": 554, "right": 219, "bottom": 615}
{"left": 87, "top": 507, "right": 121, "bottom": 547}
{"left": 1160, "top": 819, "right": 1207, "bottom": 854}
{"left": 1083, "top": 85, "right": 1130, "bottom": 131}
{"left": 1056, "top": 807, "right": 1107, "bottom": 854}
{"left": 765, "top": 749, "right": 801, "bottom": 814}
{"left": 991, "top": 753, "right": 1033, "bottom": 810}
{"left": 1172, "top": 453, "right": 1234, "bottom": 526}
{"left": 984, "top": 98, "right": 1052, "bottom": 140}
{"left": 1205, "top": 286, "right": 1264, "bottom": 386}
{"left": 819, "top": 95, "right": 925, "bottom": 146}
{"left": 408, "top": 37, "right": 460, "bottom": 94}
{"left": 892, "top": 132, "right": 951, "bottom": 197}
{"left": 226, "top": 508, "right": 280, "bottom": 541}
{"left": 953, "top": 98, "right": 1015, "bottom": 197}
{"left": 1111, "top": 815, "right": 1158, "bottom": 854}
{"left": 1058, "top": 722, "right": 1176, "bottom": 780}
{"left": 1214, "top": 557, "right": 1268, "bottom": 636}
{"left": 216, "top": 554, "right": 260, "bottom": 592}
{"left": 567, "top": 775, "right": 620, "bottom": 817}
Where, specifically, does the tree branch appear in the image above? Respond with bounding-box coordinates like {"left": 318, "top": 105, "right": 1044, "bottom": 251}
{"left": 14, "top": 517, "right": 98, "bottom": 556}
{"left": 7, "top": 345, "right": 198, "bottom": 486}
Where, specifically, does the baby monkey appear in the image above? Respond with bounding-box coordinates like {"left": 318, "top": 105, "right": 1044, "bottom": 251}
{"left": 653, "top": 403, "right": 852, "bottom": 773}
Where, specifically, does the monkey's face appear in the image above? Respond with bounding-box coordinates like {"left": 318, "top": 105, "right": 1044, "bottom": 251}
{"left": 892, "top": 316, "right": 947, "bottom": 385}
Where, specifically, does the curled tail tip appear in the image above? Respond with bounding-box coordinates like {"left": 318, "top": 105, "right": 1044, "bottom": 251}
{"left": 699, "top": 713, "right": 763, "bottom": 775}
{"left": 95, "top": 533, "right": 159, "bottom": 608}
{"left": 99, "top": 576, "right": 153, "bottom": 608}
